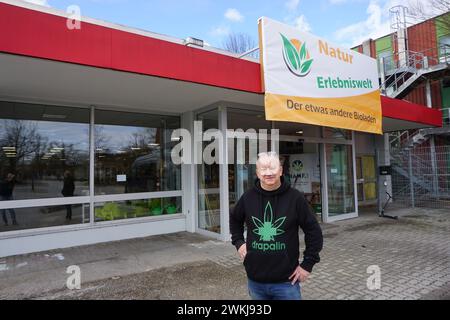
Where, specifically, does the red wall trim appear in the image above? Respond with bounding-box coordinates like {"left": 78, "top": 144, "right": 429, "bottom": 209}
{"left": 0, "top": 3, "right": 262, "bottom": 93}
{"left": 381, "top": 96, "right": 442, "bottom": 127}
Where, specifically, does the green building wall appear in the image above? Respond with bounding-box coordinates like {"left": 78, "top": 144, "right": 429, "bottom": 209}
{"left": 375, "top": 35, "right": 392, "bottom": 55}
{"left": 436, "top": 14, "right": 450, "bottom": 117}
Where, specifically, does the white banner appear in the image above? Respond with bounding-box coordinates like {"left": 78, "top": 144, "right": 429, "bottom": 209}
{"left": 259, "top": 17, "right": 382, "bottom": 134}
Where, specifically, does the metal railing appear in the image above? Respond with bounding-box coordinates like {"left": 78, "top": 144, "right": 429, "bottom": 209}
{"left": 380, "top": 44, "right": 450, "bottom": 97}
{"left": 389, "top": 130, "right": 410, "bottom": 149}
{"left": 390, "top": 145, "right": 450, "bottom": 209}
{"left": 380, "top": 50, "right": 424, "bottom": 96}
{"left": 426, "top": 44, "right": 450, "bottom": 65}
{"left": 381, "top": 49, "right": 425, "bottom": 74}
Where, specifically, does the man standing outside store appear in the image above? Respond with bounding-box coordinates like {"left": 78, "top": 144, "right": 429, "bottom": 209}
{"left": 1, "top": 173, "right": 18, "bottom": 226}
{"left": 61, "top": 170, "right": 75, "bottom": 220}
{"left": 230, "top": 152, "right": 323, "bottom": 300}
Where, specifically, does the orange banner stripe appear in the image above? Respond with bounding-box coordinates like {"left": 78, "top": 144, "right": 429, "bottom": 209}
{"left": 265, "top": 91, "right": 382, "bottom": 134}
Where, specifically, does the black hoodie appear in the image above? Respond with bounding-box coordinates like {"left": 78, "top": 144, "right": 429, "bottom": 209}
{"left": 230, "top": 177, "right": 323, "bottom": 283}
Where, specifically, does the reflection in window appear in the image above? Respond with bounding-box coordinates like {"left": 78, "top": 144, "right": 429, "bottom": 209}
{"left": 439, "top": 36, "right": 450, "bottom": 62}
{"left": 94, "top": 197, "right": 182, "bottom": 222}
{"left": 323, "top": 127, "right": 352, "bottom": 140}
{"left": 227, "top": 108, "right": 272, "bottom": 210}
{"left": 227, "top": 108, "right": 271, "bottom": 131}
{"left": 379, "top": 50, "right": 394, "bottom": 73}
{"left": 273, "top": 122, "right": 320, "bottom": 137}
{"left": 0, "top": 102, "right": 90, "bottom": 201}
{"left": 279, "top": 142, "right": 322, "bottom": 216}
{"left": 94, "top": 110, "right": 181, "bottom": 195}
{"left": 0, "top": 203, "right": 90, "bottom": 233}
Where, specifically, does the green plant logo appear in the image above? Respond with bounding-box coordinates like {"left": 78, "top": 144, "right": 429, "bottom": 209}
{"left": 252, "top": 202, "right": 286, "bottom": 242}
{"left": 291, "top": 160, "right": 304, "bottom": 175}
{"left": 280, "top": 33, "right": 313, "bottom": 77}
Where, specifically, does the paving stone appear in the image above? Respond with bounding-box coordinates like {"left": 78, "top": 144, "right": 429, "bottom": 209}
{"left": 1, "top": 207, "right": 450, "bottom": 300}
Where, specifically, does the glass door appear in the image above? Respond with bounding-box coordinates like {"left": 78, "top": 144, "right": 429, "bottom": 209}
{"left": 279, "top": 141, "right": 322, "bottom": 220}
{"left": 325, "top": 144, "right": 356, "bottom": 218}
{"left": 197, "top": 109, "right": 221, "bottom": 234}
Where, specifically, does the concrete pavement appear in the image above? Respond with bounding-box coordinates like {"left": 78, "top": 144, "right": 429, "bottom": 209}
{"left": 0, "top": 207, "right": 449, "bottom": 300}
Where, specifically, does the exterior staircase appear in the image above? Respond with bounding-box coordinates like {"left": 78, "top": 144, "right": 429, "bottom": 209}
{"left": 388, "top": 128, "right": 450, "bottom": 208}
{"left": 382, "top": 45, "right": 450, "bottom": 202}
{"left": 389, "top": 131, "right": 433, "bottom": 192}
{"left": 380, "top": 9, "right": 450, "bottom": 208}
{"left": 381, "top": 45, "right": 450, "bottom": 99}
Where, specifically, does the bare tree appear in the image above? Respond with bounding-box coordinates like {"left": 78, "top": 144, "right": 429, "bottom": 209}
{"left": 408, "top": 0, "right": 450, "bottom": 34}
{"left": 0, "top": 120, "right": 45, "bottom": 172}
{"left": 94, "top": 125, "right": 110, "bottom": 151}
{"left": 128, "top": 128, "right": 157, "bottom": 150}
{"left": 222, "top": 33, "right": 259, "bottom": 58}
{"left": 0, "top": 120, "right": 49, "bottom": 191}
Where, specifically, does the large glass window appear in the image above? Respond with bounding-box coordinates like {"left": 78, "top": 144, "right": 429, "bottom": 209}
{"left": 0, "top": 203, "right": 90, "bottom": 232}
{"left": 94, "top": 110, "right": 181, "bottom": 195}
{"left": 379, "top": 50, "right": 395, "bottom": 74}
{"left": 0, "top": 101, "right": 90, "bottom": 200}
{"left": 438, "top": 35, "right": 450, "bottom": 63}
{"left": 0, "top": 103, "right": 184, "bottom": 233}
{"left": 227, "top": 108, "right": 270, "bottom": 209}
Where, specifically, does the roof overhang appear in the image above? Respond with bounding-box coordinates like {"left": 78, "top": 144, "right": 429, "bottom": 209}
{"left": 381, "top": 95, "right": 442, "bottom": 132}
{"left": 0, "top": 52, "right": 263, "bottom": 114}
{"left": 0, "top": 1, "right": 443, "bottom": 132}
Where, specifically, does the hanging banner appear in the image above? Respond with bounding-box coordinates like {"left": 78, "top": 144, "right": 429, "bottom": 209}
{"left": 258, "top": 17, "right": 382, "bottom": 134}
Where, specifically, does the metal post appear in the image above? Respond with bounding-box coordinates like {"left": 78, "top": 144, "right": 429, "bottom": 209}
{"left": 383, "top": 133, "right": 393, "bottom": 200}
{"left": 352, "top": 131, "right": 358, "bottom": 217}
{"left": 423, "top": 56, "right": 429, "bottom": 69}
{"left": 181, "top": 111, "right": 196, "bottom": 233}
{"left": 380, "top": 56, "right": 386, "bottom": 93}
{"left": 426, "top": 79, "right": 432, "bottom": 108}
{"left": 238, "top": 47, "right": 259, "bottom": 58}
{"left": 408, "top": 149, "right": 415, "bottom": 208}
{"left": 430, "top": 136, "right": 439, "bottom": 197}
{"left": 89, "top": 106, "right": 95, "bottom": 224}
{"left": 376, "top": 149, "right": 382, "bottom": 214}
{"left": 425, "top": 78, "right": 438, "bottom": 198}
{"left": 320, "top": 143, "right": 328, "bottom": 223}
{"left": 218, "top": 106, "right": 230, "bottom": 241}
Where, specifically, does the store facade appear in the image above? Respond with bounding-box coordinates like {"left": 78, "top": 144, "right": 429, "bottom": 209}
{"left": 0, "top": 1, "right": 442, "bottom": 257}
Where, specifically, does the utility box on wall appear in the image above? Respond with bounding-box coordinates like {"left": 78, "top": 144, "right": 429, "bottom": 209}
{"left": 379, "top": 165, "right": 392, "bottom": 176}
